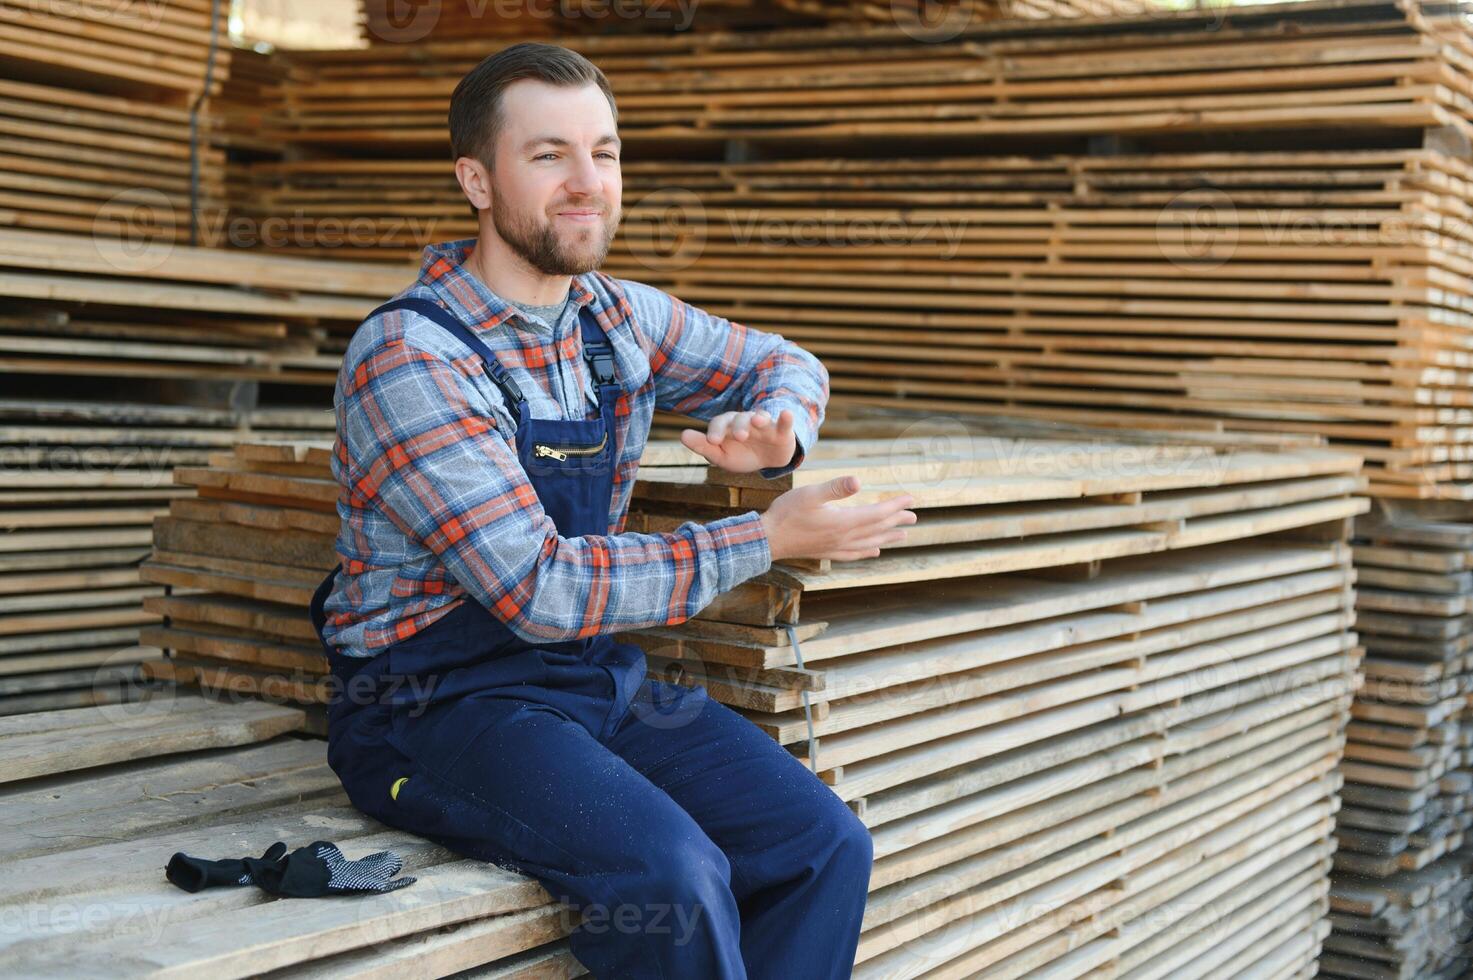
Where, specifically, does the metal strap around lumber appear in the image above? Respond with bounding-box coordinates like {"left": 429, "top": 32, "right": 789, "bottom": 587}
{"left": 780, "top": 622, "right": 818, "bottom": 775}
{"left": 188, "top": 0, "right": 225, "bottom": 247}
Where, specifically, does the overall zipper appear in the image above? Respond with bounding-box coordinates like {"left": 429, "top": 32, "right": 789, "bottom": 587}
{"left": 534, "top": 429, "right": 607, "bottom": 461}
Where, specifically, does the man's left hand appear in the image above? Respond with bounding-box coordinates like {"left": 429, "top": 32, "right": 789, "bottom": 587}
{"left": 681, "top": 409, "right": 797, "bottom": 474}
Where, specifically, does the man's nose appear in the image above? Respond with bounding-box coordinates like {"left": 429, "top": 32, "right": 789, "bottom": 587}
{"left": 566, "top": 152, "right": 602, "bottom": 195}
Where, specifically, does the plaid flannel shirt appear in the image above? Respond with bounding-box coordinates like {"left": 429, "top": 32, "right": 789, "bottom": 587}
{"left": 321, "top": 239, "right": 829, "bottom": 658}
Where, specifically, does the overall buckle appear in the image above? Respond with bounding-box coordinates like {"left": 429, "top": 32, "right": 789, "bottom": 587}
{"left": 584, "top": 342, "right": 616, "bottom": 386}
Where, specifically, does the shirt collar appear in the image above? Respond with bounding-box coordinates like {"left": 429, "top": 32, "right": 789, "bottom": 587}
{"left": 417, "top": 237, "right": 598, "bottom": 332}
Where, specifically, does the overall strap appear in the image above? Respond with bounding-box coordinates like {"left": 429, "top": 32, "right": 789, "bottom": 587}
{"left": 370, "top": 297, "right": 526, "bottom": 413}
{"left": 577, "top": 303, "right": 618, "bottom": 391}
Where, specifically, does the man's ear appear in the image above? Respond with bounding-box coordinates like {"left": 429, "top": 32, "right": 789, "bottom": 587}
{"left": 454, "top": 156, "right": 492, "bottom": 213}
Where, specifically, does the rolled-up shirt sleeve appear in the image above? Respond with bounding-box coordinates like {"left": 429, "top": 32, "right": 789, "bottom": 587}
{"left": 619, "top": 280, "right": 830, "bottom": 480}
{"left": 336, "top": 332, "right": 772, "bottom": 643}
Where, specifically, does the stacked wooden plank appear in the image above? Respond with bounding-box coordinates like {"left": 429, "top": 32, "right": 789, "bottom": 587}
{"left": 0, "top": 228, "right": 399, "bottom": 716}
{"left": 0, "top": 0, "right": 229, "bottom": 99}
{"left": 138, "top": 442, "right": 340, "bottom": 734}
{"left": 1321, "top": 502, "right": 1473, "bottom": 980}
{"left": 0, "top": 74, "right": 228, "bottom": 242}
{"left": 779, "top": 0, "right": 1154, "bottom": 25}
{"left": 214, "top": 46, "right": 299, "bottom": 158}
{"left": 0, "top": 695, "right": 598, "bottom": 977}
{"left": 138, "top": 422, "right": 1369, "bottom": 975}
{"left": 235, "top": 0, "right": 1473, "bottom": 501}
{"left": 623, "top": 429, "right": 1369, "bottom": 977}
{"left": 245, "top": 145, "right": 1473, "bottom": 501}
{"left": 358, "top": 0, "right": 820, "bottom": 40}
{"left": 0, "top": 0, "right": 232, "bottom": 243}
{"left": 355, "top": 0, "right": 1145, "bottom": 45}
{"left": 258, "top": 0, "right": 1470, "bottom": 150}
{"left": 608, "top": 147, "right": 1473, "bottom": 501}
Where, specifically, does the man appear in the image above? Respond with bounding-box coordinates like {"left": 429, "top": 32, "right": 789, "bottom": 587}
{"left": 310, "top": 42, "right": 916, "bottom": 979}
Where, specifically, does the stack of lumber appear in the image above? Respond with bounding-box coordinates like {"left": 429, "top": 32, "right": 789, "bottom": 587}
{"left": 779, "top": 0, "right": 1153, "bottom": 25}
{"left": 624, "top": 429, "right": 1370, "bottom": 977}
{"left": 358, "top": 0, "right": 813, "bottom": 40}
{"left": 0, "top": 0, "right": 231, "bottom": 243}
{"left": 139, "top": 421, "right": 1369, "bottom": 975}
{"left": 237, "top": 0, "right": 1473, "bottom": 501}
{"left": 247, "top": 145, "right": 1473, "bottom": 499}
{"left": 0, "top": 227, "right": 397, "bottom": 716}
{"left": 0, "top": 74, "right": 227, "bottom": 242}
{"left": 607, "top": 146, "right": 1473, "bottom": 501}
{"left": 1320, "top": 501, "right": 1473, "bottom": 979}
{"left": 214, "top": 46, "right": 298, "bottom": 158}
{"left": 0, "top": 695, "right": 600, "bottom": 976}
{"left": 138, "top": 442, "right": 341, "bottom": 733}
{"left": 355, "top": 0, "right": 1142, "bottom": 44}
{"left": 0, "top": 0, "right": 229, "bottom": 100}
{"left": 257, "top": 0, "right": 1470, "bottom": 150}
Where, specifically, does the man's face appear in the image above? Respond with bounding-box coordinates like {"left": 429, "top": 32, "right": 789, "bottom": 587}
{"left": 485, "top": 79, "right": 622, "bottom": 276}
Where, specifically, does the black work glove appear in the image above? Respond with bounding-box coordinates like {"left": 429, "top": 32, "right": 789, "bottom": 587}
{"left": 252, "top": 841, "right": 417, "bottom": 897}
{"left": 165, "top": 841, "right": 289, "bottom": 893}
{"left": 165, "top": 840, "right": 415, "bottom": 897}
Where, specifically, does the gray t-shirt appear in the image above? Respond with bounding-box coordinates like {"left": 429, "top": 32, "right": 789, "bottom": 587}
{"left": 507, "top": 296, "right": 570, "bottom": 328}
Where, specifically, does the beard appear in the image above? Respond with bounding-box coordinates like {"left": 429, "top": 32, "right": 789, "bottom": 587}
{"left": 490, "top": 181, "right": 620, "bottom": 276}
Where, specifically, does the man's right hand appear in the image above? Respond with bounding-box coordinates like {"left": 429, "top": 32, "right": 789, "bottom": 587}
{"left": 759, "top": 476, "right": 917, "bottom": 563}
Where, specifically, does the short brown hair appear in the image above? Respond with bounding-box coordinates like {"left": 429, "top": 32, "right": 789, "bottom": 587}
{"left": 449, "top": 42, "right": 618, "bottom": 166}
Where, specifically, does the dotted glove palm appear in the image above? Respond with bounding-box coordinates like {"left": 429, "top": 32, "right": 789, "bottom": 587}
{"left": 258, "top": 840, "right": 418, "bottom": 896}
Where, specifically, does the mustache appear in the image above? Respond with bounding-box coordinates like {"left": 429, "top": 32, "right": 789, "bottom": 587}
{"left": 550, "top": 202, "right": 613, "bottom": 214}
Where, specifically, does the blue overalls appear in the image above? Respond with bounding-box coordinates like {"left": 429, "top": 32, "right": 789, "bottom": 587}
{"left": 309, "top": 297, "right": 873, "bottom": 979}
